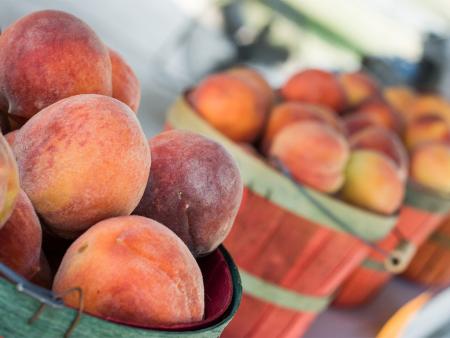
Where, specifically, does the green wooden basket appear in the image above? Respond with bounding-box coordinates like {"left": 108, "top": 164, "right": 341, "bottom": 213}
{"left": 0, "top": 246, "right": 242, "bottom": 338}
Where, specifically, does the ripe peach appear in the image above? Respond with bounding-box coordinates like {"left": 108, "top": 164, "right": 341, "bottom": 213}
{"left": 409, "top": 95, "right": 450, "bottom": 124}
{"left": 227, "top": 66, "right": 274, "bottom": 112}
{"left": 269, "top": 121, "right": 350, "bottom": 193}
{"left": 343, "top": 112, "right": 381, "bottom": 136}
{"left": 350, "top": 126, "right": 408, "bottom": 180}
{"left": 14, "top": 94, "right": 151, "bottom": 238}
{"left": 404, "top": 115, "right": 450, "bottom": 150}
{"left": 31, "top": 253, "right": 53, "bottom": 288}
{"left": 53, "top": 216, "right": 204, "bottom": 326}
{"left": 410, "top": 142, "right": 450, "bottom": 194}
{"left": 0, "top": 10, "right": 112, "bottom": 127}
{"left": 281, "top": 69, "right": 346, "bottom": 113}
{"left": 383, "top": 86, "right": 415, "bottom": 120}
{"left": 338, "top": 71, "right": 379, "bottom": 108}
{"left": 352, "top": 98, "right": 404, "bottom": 133}
{"left": 0, "top": 133, "right": 19, "bottom": 228}
{"left": 0, "top": 189, "right": 42, "bottom": 278}
{"left": 262, "top": 101, "right": 343, "bottom": 152}
{"left": 109, "top": 48, "right": 140, "bottom": 112}
{"left": 341, "top": 150, "right": 405, "bottom": 215}
{"left": 190, "top": 73, "right": 265, "bottom": 142}
{"left": 4, "top": 130, "right": 17, "bottom": 147}
{"left": 134, "top": 130, "right": 243, "bottom": 256}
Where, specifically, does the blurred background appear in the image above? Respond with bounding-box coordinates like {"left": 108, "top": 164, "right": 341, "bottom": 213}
{"left": 3, "top": 0, "right": 450, "bottom": 137}
{"left": 2, "top": 1, "right": 450, "bottom": 337}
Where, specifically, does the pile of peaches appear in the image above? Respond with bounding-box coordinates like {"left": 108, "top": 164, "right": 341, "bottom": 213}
{"left": 0, "top": 10, "right": 243, "bottom": 328}
{"left": 189, "top": 67, "right": 450, "bottom": 215}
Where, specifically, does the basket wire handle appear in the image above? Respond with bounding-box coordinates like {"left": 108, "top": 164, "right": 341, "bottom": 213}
{"left": 0, "top": 262, "right": 84, "bottom": 338}
{"left": 271, "top": 158, "right": 412, "bottom": 272}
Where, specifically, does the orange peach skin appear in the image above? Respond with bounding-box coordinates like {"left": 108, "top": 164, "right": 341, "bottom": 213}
{"left": 190, "top": 73, "right": 265, "bottom": 142}
{"left": 409, "top": 95, "right": 450, "bottom": 125}
{"left": 262, "top": 101, "right": 344, "bottom": 153}
{"left": 14, "top": 94, "right": 151, "bottom": 238}
{"left": 0, "top": 189, "right": 42, "bottom": 278}
{"left": 383, "top": 86, "right": 415, "bottom": 121}
{"left": 0, "top": 10, "right": 112, "bottom": 128}
{"left": 109, "top": 48, "right": 141, "bottom": 112}
{"left": 228, "top": 66, "right": 274, "bottom": 112}
{"left": 338, "top": 72, "right": 379, "bottom": 108}
{"left": 410, "top": 142, "right": 450, "bottom": 194}
{"left": 269, "top": 121, "right": 349, "bottom": 193}
{"left": 352, "top": 98, "right": 404, "bottom": 133}
{"left": 281, "top": 69, "right": 346, "bottom": 113}
{"left": 53, "top": 215, "right": 204, "bottom": 326}
{"left": 350, "top": 126, "right": 409, "bottom": 180}
{"left": 134, "top": 130, "right": 243, "bottom": 257}
{"left": 404, "top": 115, "right": 450, "bottom": 150}
{"left": 341, "top": 150, "right": 405, "bottom": 215}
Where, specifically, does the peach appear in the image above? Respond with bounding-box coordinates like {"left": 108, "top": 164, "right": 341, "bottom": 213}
{"left": 269, "top": 121, "right": 350, "bottom": 193}
{"left": 134, "top": 130, "right": 243, "bottom": 256}
{"left": 340, "top": 150, "right": 405, "bottom": 215}
{"left": 262, "top": 101, "right": 344, "bottom": 153}
{"left": 409, "top": 95, "right": 450, "bottom": 124}
{"left": 338, "top": 71, "right": 379, "bottom": 108}
{"left": 0, "top": 189, "right": 42, "bottom": 278}
{"left": 227, "top": 66, "right": 274, "bottom": 112}
{"left": 0, "top": 133, "right": 19, "bottom": 228}
{"left": 31, "top": 253, "right": 53, "bottom": 289}
{"left": 53, "top": 216, "right": 204, "bottom": 326}
{"left": 14, "top": 94, "right": 151, "bottom": 238}
{"left": 352, "top": 98, "right": 404, "bottom": 133}
{"left": 4, "top": 130, "right": 17, "bottom": 147}
{"left": 350, "top": 126, "right": 408, "bottom": 180}
{"left": 281, "top": 69, "right": 346, "bottom": 113}
{"left": 404, "top": 115, "right": 450, "bottom": 150}
{"left": 343, "top": 112, "right": 381, "bottom": 136}
{"left": 383, "top": 86, "right": 415, "bottom": 120}
{"left": 190, "top": 73, "right": 265, "bottom": 142}
{"left": 410, "top": 142, "right": 450, "bottom": 194}
{"left": 109, "top": 48, "right": 140, "bottom": 112}
{"left": 0, "top": 10, "right": 112, "bottom": 128}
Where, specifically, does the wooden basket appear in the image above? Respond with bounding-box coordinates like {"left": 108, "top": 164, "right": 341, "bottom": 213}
{"left": 0, "top": 245, "right": 241, "bottom": 338}
{"left": 167, "top": 96, "right": 398, "bottom": 338}
{"left": 403, "top": 214, "right": 450, "bottom": 285}
{"left": 334, "top": 183, "right": 450, "bottom": 307}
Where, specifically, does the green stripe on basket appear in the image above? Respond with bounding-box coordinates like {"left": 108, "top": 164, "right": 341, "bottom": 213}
{"left": 239, "top": 270, "right": 330, "bottom": 313}
{"left": 430, "top": 232, "right": 450, "bottom": 249}
{"left": 405, "top": 182, "right": 450, "bottom": 214}
{"left": 167, "top": 97, "right": 397, "bottom": 242}
{"left": 360, "top": 259, "right": 386, "bottom": 272}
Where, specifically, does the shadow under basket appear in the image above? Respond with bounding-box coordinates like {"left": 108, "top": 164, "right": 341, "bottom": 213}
{"left": 334, "top": 184, "right": 450, "bottom": 307}
{"left": 0, "top": 246, "right": 241, "bottom": 338}
{"left": 167, "top": 96, "right": 398, "bottom": 338}
{"left": 403, "top": 213, "right": 450, "bottom": 286}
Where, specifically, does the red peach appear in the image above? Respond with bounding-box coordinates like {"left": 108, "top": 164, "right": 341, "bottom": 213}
{"left": 352, "top": 98, "right": 404, "bottom": 133}
{"left": 338, "top": 71, "right": 379, "bottom": 108}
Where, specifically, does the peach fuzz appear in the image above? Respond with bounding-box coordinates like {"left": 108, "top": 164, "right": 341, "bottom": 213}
{"left": 53, "top": 216, "right": 204, "bottom": 326}
{"left": 281, "top": 69, "right": 346, "bottom": 113}
{"left": 340, "top": 150, "right": 405, "bottom": 215}
{"left": 134, "top": 130, "right": 243, "bottom": 257}
{"left": 190, "top": 73, "right": 265, "bottom": 142}
{"left": 338, "top": 71, "right": 379, "bottom": 108}
{"left": 410, "top": 142, "right": 450, "bottom": 194}
{"left": 109, "top": 48, "right": 141, "bottom": 112}
{"left": 350, "top": 126, "right": 408, "bottom": 180}
{"left": 13, "top": 94, "right": 151, "bottom": 238}
{"left": 0, "top": 10, "right": 112, "bottom": 128}
{"left": 404, "top": 115, "right": 450, "bottom": 150}
{"left": 262, "top": 101, "right": 344, "bottom": 153}
{"left": 0, "top": 189, "right": 42, "bottom": 278}
{"left": 352, "top": 98, "right": 404, "bottom": 133}
{"left": 269, "top": 121, "right": 349, "bottom": 193}
{"left": 4, "top": 130, "right": 18, "bottom": 147}
{"left": 227, "top": 66, "right": 274, "bottom": 112}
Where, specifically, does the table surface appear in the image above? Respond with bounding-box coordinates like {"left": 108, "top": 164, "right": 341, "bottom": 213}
{"left": 304, "top": 277, "right": 426, "bottom": 338}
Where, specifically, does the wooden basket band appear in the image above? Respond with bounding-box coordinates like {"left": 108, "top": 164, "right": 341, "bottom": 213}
{"left": 361, "top": 241, "right": 417, "bottom": 274}
{"left": 167, "top": 97, "right": 398, "bottom": 243}
{"left": 239, "top": 270, "right": 331, "bottom": 313}
{"left": 405, "top": 183, "right": 450, "bottom": 214}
